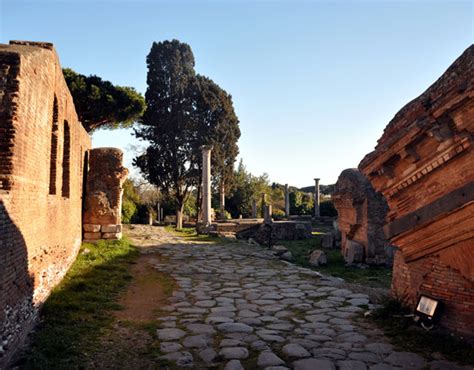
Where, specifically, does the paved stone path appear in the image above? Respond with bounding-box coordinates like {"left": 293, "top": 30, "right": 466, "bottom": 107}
{"left": 126, "top": 226, "right": 469, "bottom": 370}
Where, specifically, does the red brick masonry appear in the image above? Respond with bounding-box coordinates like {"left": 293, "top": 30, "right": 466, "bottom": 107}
{"left": 0, "top": 41, "right": 91, "bottom": 365}
{"left": 359, "top": 45, "right": 474, "bottom": 337}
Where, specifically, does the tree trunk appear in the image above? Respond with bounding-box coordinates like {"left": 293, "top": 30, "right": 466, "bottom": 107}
{"left": 176, "top": 204, "right": 184, "bottom": 230}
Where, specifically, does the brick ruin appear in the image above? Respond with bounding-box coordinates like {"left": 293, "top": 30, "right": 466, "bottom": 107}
{"left": 83, "top": 148, "right": 128, "bottom": 241}
{"left": 0, "top": 41, "right": 126, "bottom": 365}
{"left": 359, "top": 45, "right": 474, "bottom": 336}
{"left": 332, "top": 168, "right": 393, "bottom": 265}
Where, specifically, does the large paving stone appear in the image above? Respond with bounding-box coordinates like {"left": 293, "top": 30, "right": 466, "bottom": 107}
{"left": 337, "top": 360, "right": 368, "bottom": 370}
{"left": 219, "top": 347, "right": 249, "bottom": 359}
{"left": 257, "top": 351, "right": 285, "bottom": 367}
{"left": 293, "top": 358, "right": 336, "bottom": 370}
{"left": 183, "top": 334, "right": 212, "bottom": 348}
{"left": 218, "top": 322, "right": 254, "bottom": 333}
{"left": 223, "top": 359, "right": 244, "bottom": 370}
{"left": 160, "top": 351, "right": 194, "bottom": 367}
{"left": 156, "top": 328, "right": 186, "bottom": 341}
{"left": 186, "top": 323, "right": 216, "bottom": 334}
{"left": 199, "top": 347, "right": 217, "bottom": 363}
{"left": 384, "top": 352, "right": 427, "bottom": 368}
{"left": 160, "top": 342, "right": 183, "bottom": 353}
{"left": 282, "top": 343, "right": 311, "bottom": 358}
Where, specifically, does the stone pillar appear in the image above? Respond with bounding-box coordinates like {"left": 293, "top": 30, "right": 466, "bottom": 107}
{"left": 264, "top": 204, "right": 273, "bottom": 224}
{"left": 156, "top": 202, "right": 161, "bottom": 223}
{"left": 201, "top": 145, "right": 213, "bottom": 227}
{"left": 261, "top": 193, "right": 267, "bottom": 218}
{"left": 83, "top": 148, "right": 128, "bottom": 241}
{"left": 314, "top": 178, "right": 320, "bottom": 217}
{"left": 251, "top": 199, "right": 257, "bottom": 218}
{"left": 219, "top": 182, "right": 225, "bottom": 220}
{"left": 285, "top": 184, "right": 290, "bottom": 217}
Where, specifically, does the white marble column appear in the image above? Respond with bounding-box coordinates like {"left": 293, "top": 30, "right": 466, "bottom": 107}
{"left": 285, "top": 184, "right": 290, "bottom": 217}
{"left": 219, "top": 182, "right": 225, "bottom": 220}
{"left": 314, "top": 178, "right": 320, "bottom": 217}
{"left": 201, "top": 145, "right": 213, "bottom": 226}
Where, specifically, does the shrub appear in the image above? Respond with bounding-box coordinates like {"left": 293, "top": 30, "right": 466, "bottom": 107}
{"left": 320, "top": 200, "right": 337, "bottom": 217}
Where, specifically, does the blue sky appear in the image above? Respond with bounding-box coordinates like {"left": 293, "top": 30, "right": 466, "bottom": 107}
{"left": 1, "top": 0, "right": 473, "bottom": 187}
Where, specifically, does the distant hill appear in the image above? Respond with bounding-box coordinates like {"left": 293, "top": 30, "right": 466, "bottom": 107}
{"left": 299, "top": 184, "right": 335, "bottom": 195}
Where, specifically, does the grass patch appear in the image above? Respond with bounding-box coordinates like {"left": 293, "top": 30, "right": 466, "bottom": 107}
{"left": 165, "top": 225, "right": 233, "bottom": 244}
{"left": 17, "top": 238, "right": 139, "bottom": 369}
{"left": 372, "top": 299, "right": 474, "bottom": 364}
{"left": 280, "top": 237, "right": 392, "bottom": 289}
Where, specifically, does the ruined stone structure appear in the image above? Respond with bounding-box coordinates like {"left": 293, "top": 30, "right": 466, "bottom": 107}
{"left": 359, "top": 45, "right": 474, "bottom": 336}
{"left": 0, "top": 41, "right": 91, "bottom": 365}
{"left": 314, "top": 178, "right": 320, "bottom": 217}
{"left": 332, "top": 169, "right": 393, "bottom": 265}
{"left": 83, "top": 148, "right": 128, "bottom": 241}
{"left": 201, "top": 145, "right": 212, "bottom": 227}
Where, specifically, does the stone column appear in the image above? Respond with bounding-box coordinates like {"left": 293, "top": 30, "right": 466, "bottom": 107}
{"left": 261, "top": 193, "right": 267, "bottom": 218}
{"left": 251, "top": 199, "right": 257, "bottom": 218}
{"left": 156, "top": 202, "right": 161, "bottom": 223}
{"left": 219, "top": 182, "right": 225, "bottom": 220}
{"left": 201, "top": 145, "right": 213, "bottom": 227}
{"left": 314, "top": 178, "right": 320, "bottom": 217}
{"left": 285, "top": 184, "right": 290, "bottom": 217}
{"left": 264, "top": 204, "right": 273, "bottom": 224}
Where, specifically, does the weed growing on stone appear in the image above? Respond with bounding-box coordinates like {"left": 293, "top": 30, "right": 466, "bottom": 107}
{"left": 372, "top": 298, "right": 474, "bottom": 364}
{"left": 280, "top": 237, "right": 392, "bottom": 289}
{"left": 16, "top": 238, "right": 139, "bottom": 368}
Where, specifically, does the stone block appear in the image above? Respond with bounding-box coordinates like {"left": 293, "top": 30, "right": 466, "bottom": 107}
{"left": 102, "top": 232, "right": 122, "bottom": 240}
{"left": 101, "top": 224, "right": 122, "bottom": 233}
{"left": 84, "top": 232, "right": 101, "bottom": 240}
{"left": 272, "top": 245, "right": 288, "bottom": 256}
{"left": 321, "top": 233, "right": 334, "bottom": 248}
{"left": 309, "top": 250, "right": 327, "bottom": 267}
{"left": 83, "top": 224, "right": 101, "bottom": 233}
{"left": 344, "top": 240, "right": 364, "bottom": 264}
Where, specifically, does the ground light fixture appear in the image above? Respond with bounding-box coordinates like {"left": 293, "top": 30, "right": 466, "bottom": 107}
{"left": 414, "top": 295, "right": 442, "bottom": 330}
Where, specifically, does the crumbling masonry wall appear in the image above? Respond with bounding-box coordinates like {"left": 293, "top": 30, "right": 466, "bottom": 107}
{"left": 0, "top": 41, "right": 91, "bottom": 365}
{"left": 83, "top": 148, "right": 128, "bottom": 241}
{"left": 333, "top": 169, "right": 393, "bottom": 265}
{"left": 359, "top": 45, "right": 474, "bottom": 337}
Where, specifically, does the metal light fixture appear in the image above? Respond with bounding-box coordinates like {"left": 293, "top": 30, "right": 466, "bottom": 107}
{"left": 414, "top": 295, "right": 441, "bottom": 330}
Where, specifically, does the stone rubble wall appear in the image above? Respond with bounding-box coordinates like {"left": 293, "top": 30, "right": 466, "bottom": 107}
{"left": 82, "top": 147, "right": 128, "bottom": 242}
{"left": 359, "top": 45, "right": 474, "bottom": 337}
{"left": 332, "top": 169, "right": 393, "bottom": 266}
{"left": 0, "top": 41, "right": 91, "bottom": 366}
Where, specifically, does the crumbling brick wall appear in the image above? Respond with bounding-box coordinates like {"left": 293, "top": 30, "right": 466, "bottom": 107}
{"left": 0, "top": 41, "right": 91, "bottom": 365}
{"left": 332, "top": 168, "right": 393, "bottom": 265}
{"left": 359, "top": 45, "right": 474, "bottom": 337}
{"left": 83, "top": 148, "right": 128, "bottom": 241}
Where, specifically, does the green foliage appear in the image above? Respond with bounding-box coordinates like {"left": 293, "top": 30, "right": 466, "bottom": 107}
{"left": 134, "top": 40, "right": 240, "bottom": 228}
{"left": 280, "top": 237, "right": 392, "bottom": 289}
{"left": 122, "top": 179, "right": 141, "bottom": 223}
{"left": 320, "top": 200, "right": 338, "bottom": 217}
{"left": 63, "top": 68, "right": 145, "bottom": 132}
{"left": 289, "top": 190, "right": 314, "bottom": 215}
{"left": 19, "top": 239, "right": 138, "bottom": 368}
{"left": 226, "top": 160, "right": 271, "bottom": 218}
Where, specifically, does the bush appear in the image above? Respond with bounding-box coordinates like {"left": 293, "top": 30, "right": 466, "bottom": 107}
{"left": 320, "top": 200, "right": 337, "bottom": 217}
{"left": 272, "top": 208, "right": 286, "bottom": 220}
{"left": 122, "top": 198, "right": 137, "bottom": 224}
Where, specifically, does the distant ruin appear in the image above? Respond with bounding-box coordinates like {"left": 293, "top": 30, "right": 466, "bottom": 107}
{"left": 83, "top": 148, "right": 128, "bottom": 241}
{"left": 359, "top": 45, "right": 474, "bottom": 336}
{"left": 333, "top": 169, "right": 393, "bottom": 265}
{"left": 0, "top": 41, "right": 126, "bottom": 366}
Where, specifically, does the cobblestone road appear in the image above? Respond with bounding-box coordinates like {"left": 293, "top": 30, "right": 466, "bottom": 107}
{"left": 126, "top": 226, "right": 469, "bottom": 370}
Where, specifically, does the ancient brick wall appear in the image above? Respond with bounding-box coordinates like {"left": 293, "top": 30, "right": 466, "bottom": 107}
{"left": 0, "top": 41, "right": 91, "bottom": 365}
{"left": 83, "top": 148, "right": 128, "bottom": 241}
{"left": 332, "top": 169, "right": 393, "bottom": 265}
{"left": 359, "top": 45, "right": 474, "bottom": 336}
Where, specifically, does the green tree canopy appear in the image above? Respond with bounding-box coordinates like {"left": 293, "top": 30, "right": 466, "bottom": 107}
{"left": 134, "top": 40, "right": 240, "bottom": 229}
{"left": 63, "top": 68, "right": 145, "bottom": 132}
